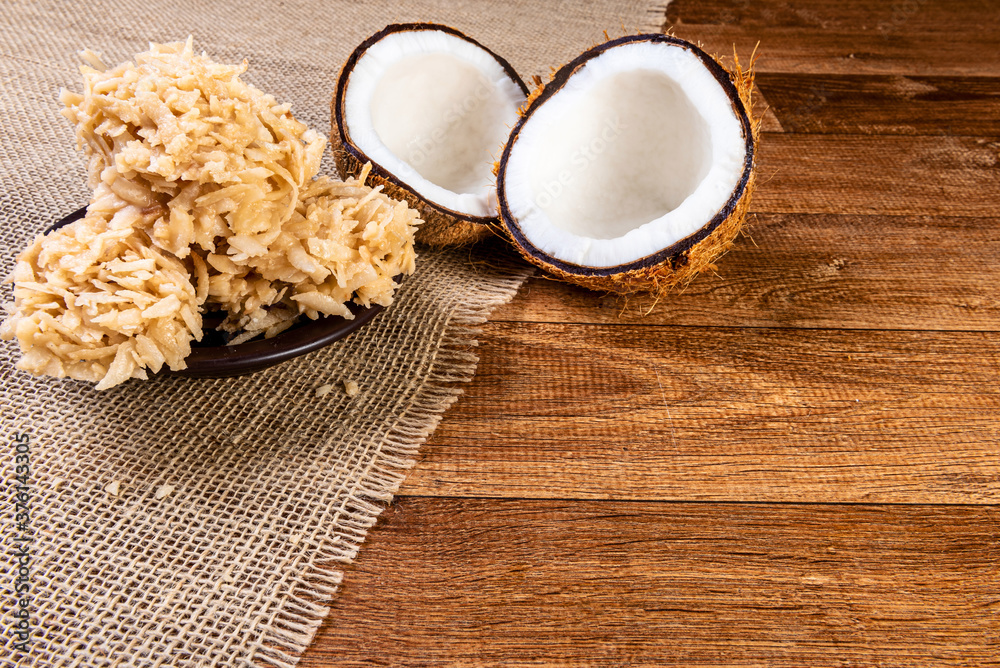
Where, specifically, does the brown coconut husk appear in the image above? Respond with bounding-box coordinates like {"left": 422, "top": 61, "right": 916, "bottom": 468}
{"left": 496, "top": 34, "right": 761, "bottom": 298}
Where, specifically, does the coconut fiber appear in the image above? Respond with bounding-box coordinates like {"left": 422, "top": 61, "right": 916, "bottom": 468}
{"left": 0, "top": 0, "right": 668, "bottom": 665}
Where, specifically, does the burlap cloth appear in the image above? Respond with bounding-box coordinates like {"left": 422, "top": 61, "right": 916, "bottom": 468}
{"left": 0, "top": 1, "right": 667, "bottom": 665}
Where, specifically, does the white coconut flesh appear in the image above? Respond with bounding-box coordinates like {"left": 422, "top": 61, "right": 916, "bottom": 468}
{"left": 502, "top": 41, "right": 749, "bottom": 268}
{"left": 343, "top": 30, "right": 526, "bottom": 218}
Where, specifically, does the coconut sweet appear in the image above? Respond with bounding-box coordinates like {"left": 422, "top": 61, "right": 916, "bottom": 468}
{"left": 498, "top": 33, "right": 758, "bottom": 296}
{"left": 2, "top": 40, "right": 420, "bottom": 390}
{"left": 332, "top": 23, "right": 528, "bottom": 246}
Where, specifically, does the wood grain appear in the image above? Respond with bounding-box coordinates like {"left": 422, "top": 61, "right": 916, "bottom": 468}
{"left": 301, "top": 498, "right": 1000, "bottom": 667}
{"left": 489, "top": 213, "right": 1000, "bottom": 331}
{"left": 664, "top": 0, "right": 1000, "bottom": 75}
{"left": 399, "top": 322, "right": 1000, "bottom": 504}
{"left": 757, "top": 73, "right": 1000, "bottom": 136}
{"left": 754, "top": 134, "right": 1000, "bottom": 218}
{"left": 667, "top": 0, "right": 997, "bottom": 33}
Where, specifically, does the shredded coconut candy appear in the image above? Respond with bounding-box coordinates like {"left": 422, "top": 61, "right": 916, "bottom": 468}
{"left": 1, "top": 39, "right": 420, "bottom": 389}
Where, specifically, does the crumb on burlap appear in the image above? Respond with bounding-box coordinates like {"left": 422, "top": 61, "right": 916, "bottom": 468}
{"left": 155, "top": 484, "right": 175, "bottom": 500}
{"left": 343, "top": 380, "right": 360, "bottom": 397}
{"left": 315, "top": 383, "right": 334, "bottom": 398}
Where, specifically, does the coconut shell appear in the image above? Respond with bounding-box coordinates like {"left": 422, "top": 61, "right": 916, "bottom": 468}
{"left": 331, "top": 23, "right": 528, "bottom": 247}
{"left": 496, "top": 33, "right": 761, "bottom": 297}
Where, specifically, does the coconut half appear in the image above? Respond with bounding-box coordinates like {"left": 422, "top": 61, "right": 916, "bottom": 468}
{"left": 332, "top": 23, "right": 528, "bottom": 246}
{"left": 497, "top": 34, "right": 759, "bottom": 295}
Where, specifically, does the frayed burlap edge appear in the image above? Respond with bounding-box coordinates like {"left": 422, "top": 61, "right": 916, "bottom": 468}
{"left": 641, "top": 0, "right": 674, "bottom": 33}
{"left": 250, "top": 267, "right": 529, "bottom": 668}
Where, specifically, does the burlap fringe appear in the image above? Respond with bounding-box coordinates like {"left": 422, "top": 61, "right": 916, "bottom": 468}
{"left": 642, "top": 0, "right": 673, "bottom": 33}
{"left": 251, "top": 267, "right": 529, "bottom": 668}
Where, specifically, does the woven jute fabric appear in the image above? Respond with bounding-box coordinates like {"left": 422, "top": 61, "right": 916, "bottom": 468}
{"left": 0, "top": 1, "right": 666, "bottom": 666}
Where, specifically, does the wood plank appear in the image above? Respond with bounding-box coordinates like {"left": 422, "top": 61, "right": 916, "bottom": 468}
{"left": 752, "top": 82, "right": 784, "bottom": 133}
{"left": 400, "top": 322, "right": 1000, "bottom": 503}
{"left": 667, "top": 0, "right": 997, "bottom": 33}
{"left": 754, "top": 134, "right": 1000, "bottom": 218}
{"left": 664, "top": 0, "right": 1000, "bottom": 75}
{"left": 487, "top": 134, "right": 1000, "bottom": 328}
{"left": 488, "top": 212, "right": 1000, "bottom": 331}
{"left": 301, "top": 498, "right": 1000, "bottom": 667}
{"left": 757, "top": 73, "right": 1000, "bottom": 136}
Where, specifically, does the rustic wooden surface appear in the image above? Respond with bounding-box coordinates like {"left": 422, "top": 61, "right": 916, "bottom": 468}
{"left": 302, "top": 1, "right": 1000, "bottom": 665}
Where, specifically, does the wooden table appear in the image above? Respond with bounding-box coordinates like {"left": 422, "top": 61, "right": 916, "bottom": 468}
{"left": 302, "top": 1, "right": 1000, "bottom": 664}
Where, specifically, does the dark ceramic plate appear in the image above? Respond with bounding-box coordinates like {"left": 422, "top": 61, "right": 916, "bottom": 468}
{"left": 48, "top": 207, "right": 387, "bottom": 378}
